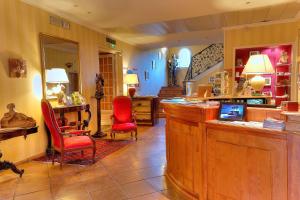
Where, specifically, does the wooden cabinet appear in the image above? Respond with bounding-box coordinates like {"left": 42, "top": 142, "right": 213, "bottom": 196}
{"left": 206, "top": 126, "right": 287, "bottom": 200}
{"left": 132, "top": 97, "right": 158, "bottom": 126}
{"left": 167, "top": 118, "right": 199, "bottom": 196}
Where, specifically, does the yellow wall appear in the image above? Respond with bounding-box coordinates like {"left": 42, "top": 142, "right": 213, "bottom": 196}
{"left": 224, "top": 21, "right": 300, "bottom": 100}
{"left": 0, "top": 0, "right": 138, "bottom": 162}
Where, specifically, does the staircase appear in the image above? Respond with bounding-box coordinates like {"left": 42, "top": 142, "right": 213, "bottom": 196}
{"left": 158, "top": 86, "right": 183, "bottom": 117}
{"left": 184, "top": 43, "right": 224, "bottom": 82}
{"left": 157, "top": 44, "right": 224, "bottom": 118}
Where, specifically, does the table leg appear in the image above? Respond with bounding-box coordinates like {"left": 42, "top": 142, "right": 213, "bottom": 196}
{"left": 0, "top": 152, "right": 24, "bottom": 177}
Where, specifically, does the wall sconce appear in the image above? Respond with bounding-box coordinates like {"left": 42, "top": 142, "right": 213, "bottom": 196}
{"left": 8, "top": 58, "right": 27, "bottom": 78}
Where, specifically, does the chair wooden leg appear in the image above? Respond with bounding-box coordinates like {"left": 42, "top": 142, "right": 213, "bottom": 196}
{"left": 135, "top": 130, "right": 138, "bottom": 141}
{"left": 92, "top": 146, "right": 96, "bottom": 163}
{"left": 60, "top": 151, "right": 64, "bottom": 169}
{"left": 110, "top": 131, "right": 113, "bottom": 139}
{"left": 81, "top": 150, "right": 84, "bottom": 157}
{"left": 51, "top": 149, "right": 55, "bottom": 165}
{"left": 131, "top": 132, "right": 133, "bottom": 137}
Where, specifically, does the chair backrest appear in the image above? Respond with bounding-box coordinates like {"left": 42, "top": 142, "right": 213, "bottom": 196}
{"left": 41, "top": 99, "right": 62, "bottom": 148}
{"left": 113, "top": 96, "right": 133, "bottom": 124}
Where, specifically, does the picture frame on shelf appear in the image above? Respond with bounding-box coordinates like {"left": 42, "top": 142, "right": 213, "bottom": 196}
{"left": 249, "top": 51, "right": 260, "bottom": 56}
{"left": 265, "top": 77, "right": 272, "bottom": 86}
{"left": 236, "top": 58, "right": 243, "bottom": 66}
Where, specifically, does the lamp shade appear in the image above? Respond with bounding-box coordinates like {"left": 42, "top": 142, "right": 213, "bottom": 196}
{"left": 242, "top": 54, "right": 274, "bottom": 75}
{"left": 124, "top": 73, "right": 139, "bottom": 85}
{"left": 46, "top": 68, "right": 69, "bottom": 83}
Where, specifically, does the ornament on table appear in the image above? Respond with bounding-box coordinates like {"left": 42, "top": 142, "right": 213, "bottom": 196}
{"left": 278, "top": 51, "right": 289, "bottom": 64}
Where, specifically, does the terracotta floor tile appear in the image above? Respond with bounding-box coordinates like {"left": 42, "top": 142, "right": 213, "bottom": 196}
{"left": 55, "top": 191, "right": 91, "bottom": 200}
{"left": 51, "top": 182, "right": 86, "bottom": 199}
{"left": 15, "top": 180, "right": 50, "bottom": 196}
{"left": 120, "top": 180, "right": 156, "bottom": 198}
{"left": 90, "top": 187, "right": 127, "bottom": 200}
{"left": 83, "top": 175, "right": 119, "bottom": 193}
{"left": 128, "top": 192, "right": 170, "bottom": 200}
{"left": 146, "top": 176, "right": 171, "bottom": 191}
{"left": 14, "top": 190, "right": 52, "bottom": 200}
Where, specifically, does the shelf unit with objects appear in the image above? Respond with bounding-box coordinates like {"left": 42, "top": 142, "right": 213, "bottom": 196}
{"left": 275, "top": 63, "right": 291, "bottom": 105}
{"left": 235, "top": 44, "right": 292, "bottom": 106}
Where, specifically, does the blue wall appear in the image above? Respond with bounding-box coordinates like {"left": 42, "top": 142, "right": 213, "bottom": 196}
{"left": 130, "top": 49, "right": 167, "bottom": 96}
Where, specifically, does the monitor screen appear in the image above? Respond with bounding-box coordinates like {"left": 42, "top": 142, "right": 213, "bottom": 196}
{"left": 218, "top": 103, "right": 246, "bottom": 121}
{"left": 246, "top": 98, "right": 264, "bottom": 105}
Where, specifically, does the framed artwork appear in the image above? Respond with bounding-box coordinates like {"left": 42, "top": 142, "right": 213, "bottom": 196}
{"left": 158, "top": 52, "right": 162, "bottom": 60}
{"left": 152, "top": 60, "right": 156, "bottom": 70}
{"left": 144, "top": 70, "right": 149, "bottom": 80}
{"left": 249, "top": 51, "right": 260, "bottom": 56}
{"left": 265, "top": 77, "right": 271, "bottom": 86}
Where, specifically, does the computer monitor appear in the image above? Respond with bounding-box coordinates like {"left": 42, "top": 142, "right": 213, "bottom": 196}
{"left": 218, "top": 102, "right": 246, "bottom": 121}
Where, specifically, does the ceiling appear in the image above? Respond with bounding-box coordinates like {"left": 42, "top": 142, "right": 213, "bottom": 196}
{"left": 23, "top": 0, "right": 300, "bottom": 49}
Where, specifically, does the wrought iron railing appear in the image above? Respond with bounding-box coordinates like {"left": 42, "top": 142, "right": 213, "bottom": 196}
{"left": 184, "top": 43, "right": 224, "bottom": 81}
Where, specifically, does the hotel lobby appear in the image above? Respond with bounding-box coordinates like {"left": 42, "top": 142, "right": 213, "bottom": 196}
{"left": 1, "top": 0, "right": 300, "bottom": 200}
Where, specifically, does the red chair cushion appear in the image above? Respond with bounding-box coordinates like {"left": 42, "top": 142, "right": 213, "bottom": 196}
{"left": 112, "top": 123, "right": 137, "bottom": 132}
{"left": 64, "top": 136, "right": 93, "bottom": 149}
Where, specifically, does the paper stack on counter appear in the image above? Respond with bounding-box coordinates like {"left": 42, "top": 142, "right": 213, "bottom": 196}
{"left": 263, "top": 118, "right": 286, "bottom": 131}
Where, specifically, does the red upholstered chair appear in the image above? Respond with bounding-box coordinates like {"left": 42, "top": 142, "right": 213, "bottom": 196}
{"left": 111, "top": 96, "right": 138, "bottom": 140}
{"left": 41, "top": 99, "right": 96, "bottom": 168}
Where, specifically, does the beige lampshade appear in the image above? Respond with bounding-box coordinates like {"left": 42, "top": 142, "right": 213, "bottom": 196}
{"left": 124, "top": 73, "right": 139, "bottom": 85}
{"left": 242, "top": 54, "right": 274, "bottom": 75}
{"left": 46, "top": 68, "right": 69, "bottom": 83}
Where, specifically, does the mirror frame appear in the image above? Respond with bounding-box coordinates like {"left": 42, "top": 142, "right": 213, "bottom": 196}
{"left": 39, "top": 33, "right": 81, "bottom": 99}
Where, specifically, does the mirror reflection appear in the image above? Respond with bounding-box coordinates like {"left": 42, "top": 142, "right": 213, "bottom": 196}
{"left": 40, "top": 34, "right": 80, "bottom": 101}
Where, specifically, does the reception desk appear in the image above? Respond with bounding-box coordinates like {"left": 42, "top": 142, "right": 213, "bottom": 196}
{"left": 163, "top": 102, "right": 300, "bottom": 200}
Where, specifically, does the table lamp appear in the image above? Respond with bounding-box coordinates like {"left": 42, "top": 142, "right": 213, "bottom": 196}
{"left": 242, "top": 54, "right": 274, "bottom": 92}
{"left": 124, "top": 73, "right": 139, "bottom": 98}
{"left": 46, "top": 68, "right": 69, "bottom": 104}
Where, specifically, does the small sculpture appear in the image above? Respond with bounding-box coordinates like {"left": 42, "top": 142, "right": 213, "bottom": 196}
{"left": 95, "top": 73, "right": 105, "bottom": 100}
{"left": 168, "top": 54, "right": 178, "bottom": 86}
{"left": 0, "top": 103, "right": 36, "bottom": 128}
{"left": 278, "top": 51, "right": 289, "bottom": 64}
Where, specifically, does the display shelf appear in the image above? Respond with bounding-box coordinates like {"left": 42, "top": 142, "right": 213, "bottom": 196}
{"left": 235, "top": 44, "right": 292, "bottom": 106}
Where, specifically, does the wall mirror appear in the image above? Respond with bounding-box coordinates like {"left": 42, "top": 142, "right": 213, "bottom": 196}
{"left": 40, "top": 34, "right": 80, "bottom": 100}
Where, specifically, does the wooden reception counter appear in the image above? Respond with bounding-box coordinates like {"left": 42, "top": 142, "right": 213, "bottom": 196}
{"left": 163, "top": 102, "right": 300, "bottom": 200}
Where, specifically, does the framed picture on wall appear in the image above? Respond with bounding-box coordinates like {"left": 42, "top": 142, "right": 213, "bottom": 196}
{"left": 152, "top": 60, "right": 156, "bottom": 70}
{"left": 265, "top": 77, "right": 271, "bottom": 86}
{"left": 144, "top": 70, "right": 149, "bottom": 80}
{"left": 249, "top": 51, "right": 260, "bottom": 56}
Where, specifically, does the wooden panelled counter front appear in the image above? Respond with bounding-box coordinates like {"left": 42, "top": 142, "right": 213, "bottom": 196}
{"left": 163, "top": 103, "right": 300, "bottom": 200}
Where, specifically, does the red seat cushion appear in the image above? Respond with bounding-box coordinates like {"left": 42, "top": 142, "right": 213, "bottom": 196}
{"left": 64, "top": 136, "right": 93, "bottom": 149}
{"left": 112, "top": 123, "right": 137, "bottom": 132}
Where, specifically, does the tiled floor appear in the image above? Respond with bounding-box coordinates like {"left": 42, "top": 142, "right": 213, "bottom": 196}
{"left": 0, "top": 119, "right": 189, "bottom": 200}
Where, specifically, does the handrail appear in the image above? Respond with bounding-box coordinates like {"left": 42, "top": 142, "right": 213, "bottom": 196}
{"left": 184, "top": 43, "right": 224, "bottom": 81}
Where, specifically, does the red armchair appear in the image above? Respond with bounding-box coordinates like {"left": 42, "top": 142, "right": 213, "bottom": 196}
{"left": 111, "top": 96, "right": 138, "bottom": 140}
{"left": 41, "top": 99, "right": 96, "bottom": 168}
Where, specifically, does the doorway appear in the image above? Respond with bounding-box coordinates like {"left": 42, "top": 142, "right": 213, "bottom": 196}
{"left": 99, "top": 53, "right": 116, "bottom": 111}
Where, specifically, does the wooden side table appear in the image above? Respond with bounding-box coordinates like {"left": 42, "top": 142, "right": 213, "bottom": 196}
{"left": 132, "top": 97, "right": 158, "bottom": 126}
{"left": 0, "top": 126, "right": 38, "bottom": 177}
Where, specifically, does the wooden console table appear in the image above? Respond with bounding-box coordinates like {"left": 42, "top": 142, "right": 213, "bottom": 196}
{"left": 0, "top": 126, "right": 38, "bottom": 177}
